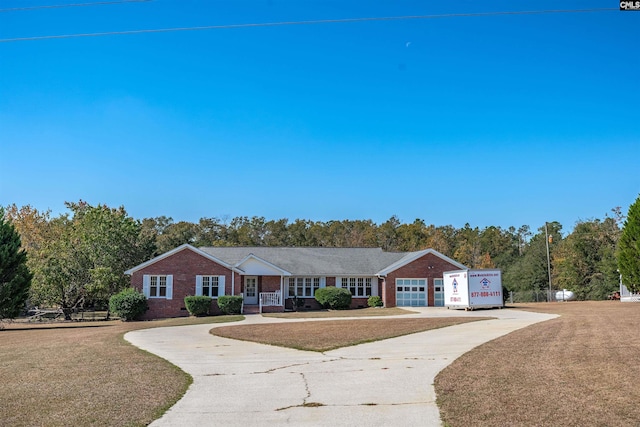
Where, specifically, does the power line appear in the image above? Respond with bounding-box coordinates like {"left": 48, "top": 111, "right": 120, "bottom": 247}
{"left": 0, "top": 0, "right": 152, "bottom": 13}
{"left": 0, "top": 7, "right": 617, "bottom": 43}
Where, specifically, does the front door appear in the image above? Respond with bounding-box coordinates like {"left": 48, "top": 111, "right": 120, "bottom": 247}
{"left": 244, "top": 276, "right": 258, "bottom": 305}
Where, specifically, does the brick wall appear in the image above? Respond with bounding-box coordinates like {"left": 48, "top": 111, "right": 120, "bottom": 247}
{"left": 383, "top": 253, "right": 461, "bottom": 307}
{"left": 130, "top": 247, "right": 233, "bottom": 320}
{"left": 260, "top": 276, "right": 282, "bottom": 293}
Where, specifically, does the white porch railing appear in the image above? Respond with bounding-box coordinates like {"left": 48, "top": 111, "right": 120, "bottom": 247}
{"left": 621, "top": 293, "right": 640, "bottom": 302}
{"left": 259, "top": 290, "right": 282, "bottom": 313}
{"left": 620, "top": 284, "right": 640, "bottom": 302}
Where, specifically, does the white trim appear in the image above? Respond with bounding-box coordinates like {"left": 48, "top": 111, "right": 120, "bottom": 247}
{"left": 340, "top": 276, "right": 376, "bottom": 298}
{"left": 280, "top": 275, "right": 284, "bottom": 305}
{"left": 125, "top": 244, "right": 236, "bottom": 275}
{"left": 434, "top": 278, "right": 444, "bottom": 307}
{"left": 145, "top": 274, "right": 172, "bottom": 299}
{"left": 128, "top": 246, "right": 465, "bottom": 279}
{"left": 196, "top": 275, "right": 225, "bottom": 298}
{"left": 376, "top": 249, "right": 467, "bottom": 276}
{"left": 219, "top": 276, "right": 226, "bottom": 296}
{"left": 195, "top": 275, "right": 203, "bottom": 296}
{"left": 244, "top": 276, "right": 258, "bottom": 305}
{"left": 287, "top": 276, "right": 325, "bottom": 298}
{"left": 166, "top": 275, "right": 173, "bottom": 300}
{"left": 234, "top": 253, "right": 292, "bottom": 276}
{"left": 142, "top": 275, "right": 150, "bottom": 297}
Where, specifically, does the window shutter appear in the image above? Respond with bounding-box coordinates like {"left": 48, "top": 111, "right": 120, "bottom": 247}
{"left": 218, "top": 276, "right": 226, "bottom": 296}
{"left": 142, "top": 275, "right": 150, "bottom": 297}
{"left": 195, "top": 275, "right": 203, "bottom": 296}
{"left": 335, "top": 277, "right": 341, "bottom": 288}
{"left": 371, "top": 277, "right": 378, "bottom": 296}
{"left": 166, "top": 275, "right": 173, "bottom": 300}
{"left": 320, "top": 277, "right": 326, "bottom": 288}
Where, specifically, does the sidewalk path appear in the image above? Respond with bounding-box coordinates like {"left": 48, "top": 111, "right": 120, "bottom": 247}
{"left": 125, "top": 308, "right": 556, "bottom": 426}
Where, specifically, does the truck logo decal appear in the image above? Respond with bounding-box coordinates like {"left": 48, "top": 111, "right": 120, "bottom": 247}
{"left": 480, "top": 278, "right": 490, "bottom": 289}
{"left": 452, "top": 279, "right": 458, "bottom": 293}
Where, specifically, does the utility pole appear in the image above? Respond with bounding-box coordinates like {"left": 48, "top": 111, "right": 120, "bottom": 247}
{"left": 545, "top": 222, "right": 552, "bottom": 301}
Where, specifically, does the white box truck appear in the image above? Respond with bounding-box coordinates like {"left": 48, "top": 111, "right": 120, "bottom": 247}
{"left": 443, "top": 269, "right": 504, "bottom": 310}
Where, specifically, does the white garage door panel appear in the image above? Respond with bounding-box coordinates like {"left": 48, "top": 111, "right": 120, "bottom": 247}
{"left": 396, "top": 279, "right": 427, "bottom": 307}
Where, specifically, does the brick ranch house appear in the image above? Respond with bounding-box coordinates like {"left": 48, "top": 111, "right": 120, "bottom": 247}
{"left": 124, "top": 244, "right": 466, "bottom": 319}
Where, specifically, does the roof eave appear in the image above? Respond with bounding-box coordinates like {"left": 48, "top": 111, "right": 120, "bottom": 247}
{"left": 124, "top": 244, "right": 234, "bottom": 275}
{"left": 376, "top": 248, "right": 467, "bottom": 276}
{"left": 234, "top": 253, "right": 292, "bottom": 276}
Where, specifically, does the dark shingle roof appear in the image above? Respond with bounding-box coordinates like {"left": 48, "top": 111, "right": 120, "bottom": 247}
{"left": 199, "top": 247, "right": 408, "bottom": 276}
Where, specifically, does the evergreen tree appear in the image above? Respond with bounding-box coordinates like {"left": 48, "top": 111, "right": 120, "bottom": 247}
{"left": 619, "top": 195, "right": 640, "bottom": 292}
{"left": 0, "top": 208, "right": 33, "bottom": 319}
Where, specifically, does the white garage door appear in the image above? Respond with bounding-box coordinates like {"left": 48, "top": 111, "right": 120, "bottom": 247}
{"left": 396, "top": 279, "right": 427, "bottom": 307}
{"left": 434, "top": 278, "right": 444, "bottom": 307}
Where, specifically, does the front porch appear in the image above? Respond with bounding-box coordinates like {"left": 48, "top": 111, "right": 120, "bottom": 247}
{"left": 241, "top": 290, "right": 284, "bottom": 314}
{"left": 232, "top": 253, "right": 291, "bottom": 314}
{"left": 239, "top": 275, "right": 286, "bottom": 313}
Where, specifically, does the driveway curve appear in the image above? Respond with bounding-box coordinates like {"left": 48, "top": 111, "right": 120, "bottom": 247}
{"left": 125, "top": 308, "right": 556, "bottom": 427}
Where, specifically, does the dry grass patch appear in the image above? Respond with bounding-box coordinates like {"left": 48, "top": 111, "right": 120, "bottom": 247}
{"left": 0, "top": 315, "right": 243, "bottom": 427}
{"left": 263, "top": 307, "right": 415, "bottom": 318}
{"left": 435, "top": 301, "right": 640, "bottom": 427}
{"left": 212, "top": 317, "right": 488, "bottom": 352}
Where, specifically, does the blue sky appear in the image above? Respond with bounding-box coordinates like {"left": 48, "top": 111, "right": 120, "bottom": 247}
{"left": 1, "top": 0, "right": 638, "bottom": 232}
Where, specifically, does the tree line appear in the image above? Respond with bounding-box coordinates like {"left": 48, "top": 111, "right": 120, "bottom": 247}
{"left": 2, "top": 196, "right": 639, "bottom": 319}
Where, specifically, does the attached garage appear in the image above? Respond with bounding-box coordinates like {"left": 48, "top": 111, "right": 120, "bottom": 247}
{"left": 396, "top": 279, "right": 427, "bottom": 307}
{"left": 395, "top": 278, "right": 445, "bottom": 307}
{"left": 378, "top": 249, "right": 466, "bottom": 308}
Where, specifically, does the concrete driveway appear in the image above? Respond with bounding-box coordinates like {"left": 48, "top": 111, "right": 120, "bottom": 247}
{"left": 125, "top": 308, "right": 556, "bottom": 426}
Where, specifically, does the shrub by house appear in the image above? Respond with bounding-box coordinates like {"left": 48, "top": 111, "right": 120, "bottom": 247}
{"left": 315, "top": 287, "right": 352, "bottom": 310}
{"left": 184, "top": 296, "right": 212, "bottom": 316}
{"left": 368, "top": 296, "right": 383, "bottom": 307}
{"left": 109, "top": 288, "right": 148, "bottom": 321}
{"left": 217, "top": 295, "right": 243, "bottom": 315}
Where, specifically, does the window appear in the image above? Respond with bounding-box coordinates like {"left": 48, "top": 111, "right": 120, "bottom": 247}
{"left": 288, "top": 277, "right": 324, "bottom": 297}
{"left": 143, "top": 275, "right": 173, "bottom": 299}
{"left": 338, "top": 277, "right": 375, "bottom": 297}
{"left": 151, "top": 276, "right": 166, "bottom": 297}
{"left": 196, "top": 275, "right": 226, "bottom": 298}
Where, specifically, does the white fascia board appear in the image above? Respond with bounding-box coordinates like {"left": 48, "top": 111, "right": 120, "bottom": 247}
{"left": 375, "top": 249, "right": 467, "bottom": 276}
{"left": 330, "top": 273, "right": 379, "bottom": 277}
{"left": 234, "top": 254, "right": 292, "bottom": 276}
{"left": 124, "top": 243, "right": 234, "bottom": 275}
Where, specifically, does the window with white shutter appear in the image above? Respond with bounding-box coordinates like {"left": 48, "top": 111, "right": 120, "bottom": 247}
{"left": 195, "top": 275, "right": 226, "bottom": 298}
{"left": 144, "top": 275, "right": 173, "bottom": 299}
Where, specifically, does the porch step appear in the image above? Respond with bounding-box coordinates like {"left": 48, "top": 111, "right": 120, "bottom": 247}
{"left": 243, "top": 305, "right": 261, "bottom": 314}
